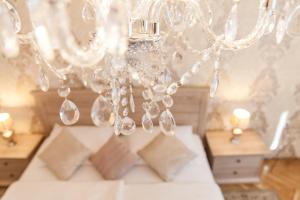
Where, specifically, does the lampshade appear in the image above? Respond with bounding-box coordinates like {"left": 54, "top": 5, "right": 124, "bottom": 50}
{"left": 230, "top": 108, "right": 251, "bottom": 130}
{"left": 0, "top": 112, "right": 13, "bottom": 132}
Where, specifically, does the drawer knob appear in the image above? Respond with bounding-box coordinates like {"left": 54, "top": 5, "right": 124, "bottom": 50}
{"left": 233, "top": 171, "right": 238, "bottom": 175}
{"left": 9, "top": 173, "right": 15, "bottom": 178}
{"left": 236, "top": 159, "right": 241, "bottom": 163}
{"left": 3, "top": 162, "right": 8, "bottom": 166}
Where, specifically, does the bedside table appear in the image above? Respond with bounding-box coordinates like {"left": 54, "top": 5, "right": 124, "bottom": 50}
{"left": 206, "top": 131, "right": 268, "bottom": 184}
{"left": 0, "top": 134, "right": 43, "bottom": 187}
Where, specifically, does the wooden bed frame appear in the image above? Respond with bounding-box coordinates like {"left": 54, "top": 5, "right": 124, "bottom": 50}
{"left": 32, "top": 86, "right": 209, "bottom": 137}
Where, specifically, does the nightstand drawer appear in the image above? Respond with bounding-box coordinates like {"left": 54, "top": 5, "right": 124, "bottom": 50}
{"left": 0, "top": 159, "right": 28, "bottom": 171}
{"left": 214, "top": 167, "right": 258, "bottom": 180}
{"left": 213, "top": 155, "right": 263, "bottom": 170}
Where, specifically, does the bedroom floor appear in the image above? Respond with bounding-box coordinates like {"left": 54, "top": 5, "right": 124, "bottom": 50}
{"left": 221, "top": 159, "right": 300, "bottom": 200}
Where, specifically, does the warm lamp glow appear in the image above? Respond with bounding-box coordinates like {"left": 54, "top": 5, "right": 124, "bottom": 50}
{"left": 230, "top": 108, "right": 251, "bottom": 145}
{"left": 231, "top": 108, "right": 251, "bottom": 130}
{"left": 0, "top": 113, "right": 10, "bottom": 122}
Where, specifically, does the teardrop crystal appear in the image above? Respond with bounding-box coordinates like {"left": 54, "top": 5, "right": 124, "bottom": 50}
{"left": 148, "top": 101, "right": 160, "bottom": 119}
{"left": 159, "top": 109, "right": 176, "bottom": 136}
{"left": 121, "top": 117, "right": 136, "bottom": 135}
{"left": 142, "top": 113, "right": 153, "bottom": 133}
{"left": 91, "top": 95, "right": 113, "bottom": 126}
{"left": 225, "top": 3, "right": 238, "bottom": 41}
{"left": 210, "top": 70, "right": 219, "bottom": 98}
{"left": 38, "top": 69, "right": 49, "bottom": 92}
{"left": 60, "top": 99, "right": 80, "bottom": 125}
{"left": 82, "top": 1, "right": 95, "bottom": 21}
{"left": 276, "top": 16, "right": 287, "bottom": 44}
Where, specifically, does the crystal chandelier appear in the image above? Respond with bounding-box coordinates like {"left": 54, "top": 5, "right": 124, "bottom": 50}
{"left": 0, "top": 0, "right": 299, "bottom": 135}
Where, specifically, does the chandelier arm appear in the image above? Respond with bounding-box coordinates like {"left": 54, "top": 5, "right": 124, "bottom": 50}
{"left": 219, "top": 0, "right": 275, "bottom": 50}
{"left": 286, "top": 4, "right": 300, "bottom": 37}
{"left": 0, "top": 2, "right": 19, "bottom": 58}
{"left": 25, "top": 0, "right": 115, "bottom": 67}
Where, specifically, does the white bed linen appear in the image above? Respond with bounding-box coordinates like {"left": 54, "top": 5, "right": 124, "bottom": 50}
{"left": 125, "top": 182, "right": 224, "bottom": 200}
{"left": 2, "top": 181, "right": 223, "bottom": 200}
{"left": 21, "top": 125, "right": 215, "bottom": 184}
{"left": 4, "top": 125, "right": 223, "bottom": 200}
{"left": 2, "top": 181, "right": 123, "bottom": 200}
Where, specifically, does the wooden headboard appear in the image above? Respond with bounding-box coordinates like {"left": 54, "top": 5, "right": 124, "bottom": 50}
{"left": 32, "top": 86, "right": 209, "bottom": 137}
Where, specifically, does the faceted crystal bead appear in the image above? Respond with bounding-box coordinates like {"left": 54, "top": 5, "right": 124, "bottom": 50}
{"left": 121, "top": 117, "right": 136, "bottom": 135}
{"left": 265, "top": 14, "right": 277, "bottom": 35}
{"left": 121, "top": 97, "right": 128, "bottom": 107}
{"left": 60, "top": 99, "right": 80, "bottom": 125}
{"left": 142, "top": 102, "right": 150, "bottom": 111}
{"left": 167, "top": 82, "right": 178, "bottom": 95}
{"left": 142, "top": 89, "right": 153, "bottom": 100}
{"left": 120, "top": 86, "right": 127, "bottom": 96}
{"left": 91, "top": 95, "right": 112, "bottom": 126}
{"left": 153, "top": 84, "right": 167, "bottom": 93}
{"left": 129, "top": 94, "right": 135, "bottom": 113}
{"left": 123, "top": 107, "right": 129, "bottom": 117}
{"left": 114, "top": 115, "right": 122, "bottom": 136}
{"left": 202, "top": 50, "right": 210, "bottom": 61}
{"left": 58, "top": 86, "right": 70, "bottom": 98}
{"left": 82, "top": 1, "right": 95, "bottom": 21}
{"left": 142, "top": 113, "right": 153, "bottom": 133}
{"left": 162, "top": 95, "right": 174, "bottom": 108}
{"left": 191, "top": 62, "right": 201, "bottom": 74}
{"left": 159, "top": 109, "right": 176, "bottom": 136}
{"left": 180, "top": 72, "right": 191, "bottom": 85}
{"left": 210, "top": 70, "right": 219, "bottom": 98}
{"left": 148, "top": 101, "right": 160, "bottom": 119}
{"left": 225, "top": 3, "right": 238, "bottom": 41}
{"left": 276, "top": 16, "right": 286, "bottom": 44}
{"left": 38, "top": 69, "right": 49, "bottom": 92}
{"left": 111, "top": 88, "right": 120, "bottom": 105}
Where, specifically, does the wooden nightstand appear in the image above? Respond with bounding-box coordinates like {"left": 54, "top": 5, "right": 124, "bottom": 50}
{"left": 0, "top": 134, "right": 43, "bottom": 187}
{"left": 206, "top": 131, "right": 269, "bottom": 184}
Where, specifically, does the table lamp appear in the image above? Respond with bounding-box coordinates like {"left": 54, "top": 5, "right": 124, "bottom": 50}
{"left": 230, "top": 108, "right": 251, "bottom": 144}
{"left": 0, "top": 112, "right": 16, "bottom": 146}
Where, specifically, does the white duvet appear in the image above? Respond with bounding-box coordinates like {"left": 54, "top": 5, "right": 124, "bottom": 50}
{"left": 2, "top": 181, "right": 123, "bottom": 200}
{"left": 2, "top": 125, "right": 224, "bottom": 200}
{"left": 3, "top": 181, "right": 223, "bottom": 200}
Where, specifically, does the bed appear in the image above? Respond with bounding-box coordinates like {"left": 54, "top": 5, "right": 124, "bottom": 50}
{"left": 2, "top": 86, "right": 224, "bottom": 200}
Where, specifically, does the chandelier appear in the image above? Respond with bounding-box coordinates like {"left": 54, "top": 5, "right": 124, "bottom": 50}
{"left": 0, "top": 0, "right": 299, "bottom": 136}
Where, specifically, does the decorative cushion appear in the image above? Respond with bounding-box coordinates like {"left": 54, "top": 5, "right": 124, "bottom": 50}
{"left": 138, "top": 133, "right": 197, "bottom": 181}
{"left": 90, "top": 135, "right": 139, "bottom": 180}
{"left": 39, "top": 128, "right": 91, "bottom": 180}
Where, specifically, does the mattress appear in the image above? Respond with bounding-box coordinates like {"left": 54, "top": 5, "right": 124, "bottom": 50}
{"left": 21, "top": 125, "right": 215, "bottom": 184}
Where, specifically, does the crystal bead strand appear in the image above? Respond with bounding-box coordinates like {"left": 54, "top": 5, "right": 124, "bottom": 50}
{"left": 210, "top": 50, "right": 221, "bottom": 98}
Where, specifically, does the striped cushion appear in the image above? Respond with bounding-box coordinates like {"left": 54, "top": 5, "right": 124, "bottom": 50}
{"left": 90, "top": 135, "right": 138, "bottom": 180}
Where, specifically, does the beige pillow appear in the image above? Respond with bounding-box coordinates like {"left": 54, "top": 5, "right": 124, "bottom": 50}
{"left": 138, "top": 134, "right": 197, "bottom": 181}
{"left": 39, "top": 129, "right": 91, "bottom": 180}
{"left": 90, "top": 135, "right": 139, "bottom": 180}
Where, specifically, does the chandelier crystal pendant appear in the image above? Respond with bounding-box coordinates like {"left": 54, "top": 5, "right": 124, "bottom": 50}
{"left": 1, "top": 0, "right": 300, "bottom": 135}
